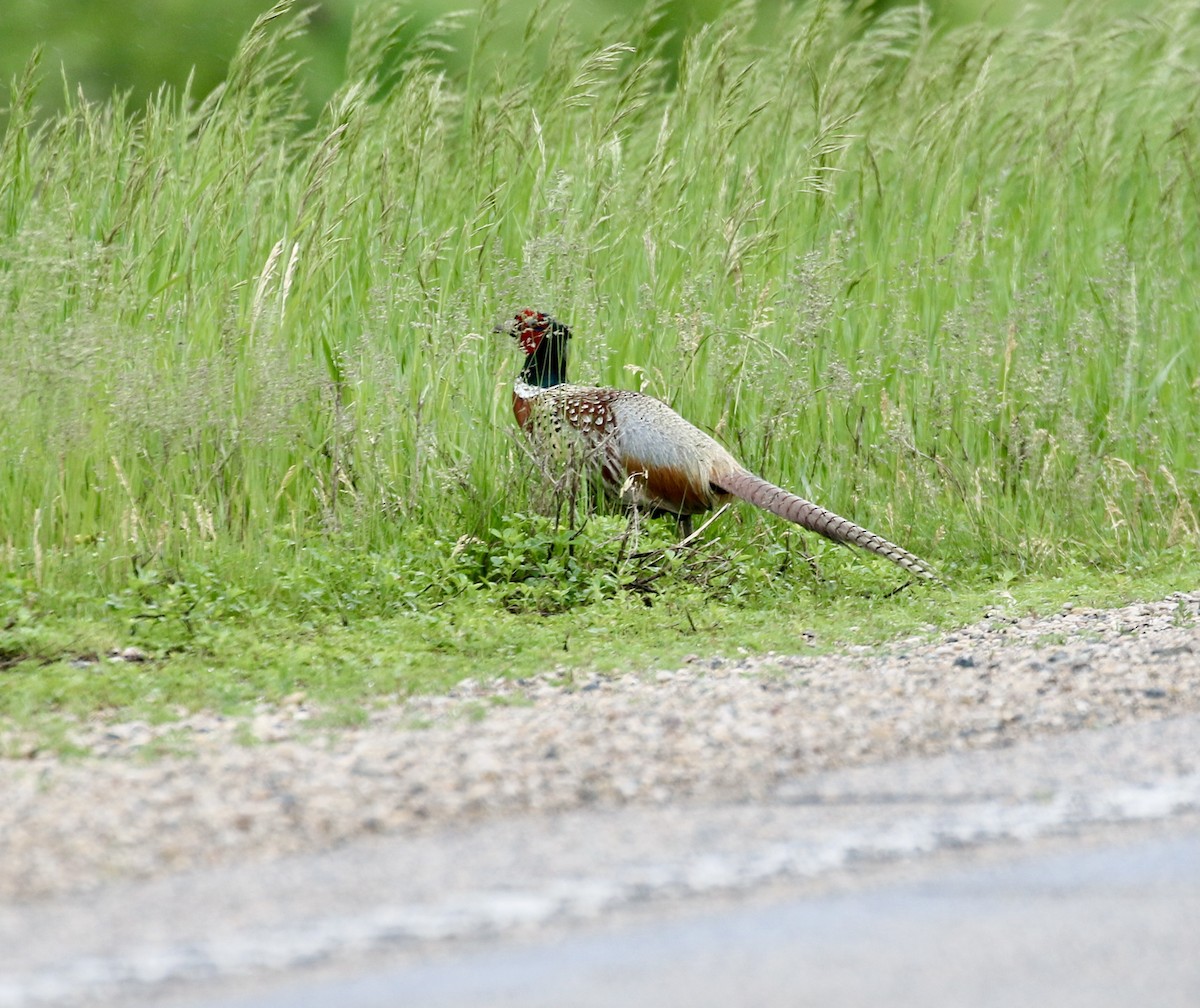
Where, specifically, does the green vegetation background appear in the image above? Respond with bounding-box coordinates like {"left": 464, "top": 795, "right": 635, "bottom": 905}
{"left": 1, "top": 0, "right": 1197, "bottom": 732}
{"left": 1, "top": 0, "right": 1095, "bottom": 121}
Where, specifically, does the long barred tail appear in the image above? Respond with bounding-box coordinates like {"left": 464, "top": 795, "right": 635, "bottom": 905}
{"left": 714, "top": 468, "right": 940, "bottom": 582}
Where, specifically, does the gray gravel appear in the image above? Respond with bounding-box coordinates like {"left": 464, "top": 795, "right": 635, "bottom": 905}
{"left": 1, "top": 592, "right": 1198, "bottom": 903}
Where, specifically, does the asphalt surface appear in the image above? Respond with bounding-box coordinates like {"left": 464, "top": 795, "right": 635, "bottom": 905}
{"left": 5, "top": 713, "right": 1199, "bottom": 1008}
{"left": 198, "top": 825, "right": 1200, "bottom": 1008}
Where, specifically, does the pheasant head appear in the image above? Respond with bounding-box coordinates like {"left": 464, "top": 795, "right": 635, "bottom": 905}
{"left": 495, "top": 309, "right": 572, "bottom": 387}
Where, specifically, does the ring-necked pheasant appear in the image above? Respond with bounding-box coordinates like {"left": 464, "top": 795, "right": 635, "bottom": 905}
{"left": 496, "top": 309, "right": 939, "bottom": 581}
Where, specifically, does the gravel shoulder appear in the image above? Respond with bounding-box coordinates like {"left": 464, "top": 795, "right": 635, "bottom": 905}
{"left": 2, "top": 593, "right": 1198, "bottom": 904}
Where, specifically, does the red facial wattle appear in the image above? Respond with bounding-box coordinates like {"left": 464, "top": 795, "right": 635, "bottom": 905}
{"left": 513, "top": 309, "right": 548, "bottom": 355}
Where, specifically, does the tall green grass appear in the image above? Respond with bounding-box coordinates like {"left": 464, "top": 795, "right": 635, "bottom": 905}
{"left": 2, "top": 0, "right": 1198, "bottom": 640}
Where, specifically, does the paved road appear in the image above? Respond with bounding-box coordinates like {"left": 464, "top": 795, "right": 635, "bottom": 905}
{"left": 199, "top": 826, "right": 1200, "bottom": 1008}
{"left": 5, "top": 714, "right": 1200, "bottom": 1008}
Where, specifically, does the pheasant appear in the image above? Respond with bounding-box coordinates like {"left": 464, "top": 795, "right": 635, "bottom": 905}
{"left": 496, "top": 309, "right": 939, "bottom": 581}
